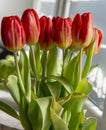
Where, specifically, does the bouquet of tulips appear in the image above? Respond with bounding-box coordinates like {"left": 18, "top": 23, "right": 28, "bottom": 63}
{"left": 0, "top": 8, "right": 102, "bottom": 130}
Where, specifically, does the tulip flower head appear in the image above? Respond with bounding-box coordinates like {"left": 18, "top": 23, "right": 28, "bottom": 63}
{"left": 21, "top": 9, "right": 40, "bottom": 46}
{"left": 53, "top": 17, "right": 72, "bottom": 49}
{"left": 1, "top": 16, "right": 26, "bottom": 52}
{"left": 93, "top": 28, "right": 102, "bottom": 55}
{"left": 71, "top": 12, "right": 94, "bottom": 50}
{"left": 85, "top": 28, "right": 103, "bottom": 55}
{"left": 39, "top": 16, "right": 54, "bottom": 50}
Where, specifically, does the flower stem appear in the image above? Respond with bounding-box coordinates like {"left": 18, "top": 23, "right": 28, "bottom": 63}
{"left": 30, "top": 45, "right": 39, "bottom": 93}
{"left": 79, "top": 48, "right": 83, "bottom": 82}
{"left": 42, "top": 50, "right": 47, "bottom": 79}
{"left": 62, "top": 49, "right": 66, "bottom": 77}
{"left": 14, "top": 52, "right": 25, "bottom": 95}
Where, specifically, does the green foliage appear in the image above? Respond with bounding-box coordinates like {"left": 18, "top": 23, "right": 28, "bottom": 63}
{"left": 46, "top": 75, "right": 73, "bottom": 94}
{"left": 0, "top": 100, "right": 19, "bottom": 119}
{"left": 46, "top": 81, "right": 62, "bottom": 99}
{"left": 75, "top": 79, "right": 92, "bottom": 95}
{"left": 29, "top": 43, "right": 42, "bottom": 79}
{"left": 0, "top": 56, "right": 16, "bottom": 80}
{"left": 19, "top": 49, "right": 31, "bottom": 101}
{"left": 81, "top": 117, "right": 97, "bottom": 130}
{"left": 6, "top": 75, "right": 21, "bottom": 105}
{"left": 63, "top": 53, "right": 80, "bottom": 90}
{"left": 47, "top": 45, "right": 58, "bottom": 76}
{"left": 0, "top": 44, "right": 97, "bottom": 130}
{"left": 50, "top": 99, "right": 68, "bottom": 130}
{"left": 28, "top": 97, "right": 51, "bottom": 130}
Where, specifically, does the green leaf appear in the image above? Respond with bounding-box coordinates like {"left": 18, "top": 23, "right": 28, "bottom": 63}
{"left": 0, "top": 101, "right": 19, "bottom": 119}
{"left": 82, "top": 41, "right": 95, "bottom": 78}
{"left": 6, "top": 75, "right": 21, "bottom": 105}
{"left": 62, "top": 94, "right": 86, "bottom": 111}
{"left": 29, "top": 43, "right": 42, "bottom": 79}
{"left": 47, "top": 45, "right": 58, "bottom": 76}
{"left": 28, "top": 97, "right": 51, "bottom": 130}
{"left": 68, "top": 111, "right": 85, "bottom": 130}
{"left": 63, "top": 53, "right": 80, "bottom": 90}
{"left": 46, "top": 81, "right": 62, "bottom": 99}
{"left": 62, "top": 94, "right": 87, "bottom": 130}
{"left": 50, "top": 108, "right": 68, "bottom": 130}
{"left": 81, "top": 117, "right": 97, "bottom": 130}
{"left": 46, "top": 75, "right": 73, "bottom": 94}
{"left": 0, "top": 56, "right": 16, "bottom": 80}
{"left": 19, "top": 49, "right": 31, "bottom": 101}
{"left": 19, "top": 97, "right": 32, "bottom": 130}
{"left": 75, "top": 79, "right": 92, "bottom": 95}
{"left": 50, "top": 99, "right": 68, "bottom": 130}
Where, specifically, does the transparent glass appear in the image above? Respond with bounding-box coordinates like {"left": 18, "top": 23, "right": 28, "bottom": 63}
{"left": 33, "top": 0, "right": 56, "bottom": 17}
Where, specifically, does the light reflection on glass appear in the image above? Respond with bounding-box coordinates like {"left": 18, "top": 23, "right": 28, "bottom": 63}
{"left": 88, "top": 67, "right": 106, "bottom": 98}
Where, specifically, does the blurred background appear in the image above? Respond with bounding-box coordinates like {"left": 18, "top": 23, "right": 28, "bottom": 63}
{"left": 0, "top": 0, "right": 106, "bottom": 129}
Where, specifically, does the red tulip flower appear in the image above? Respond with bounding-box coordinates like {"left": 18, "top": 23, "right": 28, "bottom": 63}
{"left": 85, "top": 28, "right": 103, "bottom": 55}
{"left": 53, "top": 17, "right": 72, "bottom": 49}
{"left": 39, "top": 16, "right": 54, "bottom": 50}
{"left": 21, "top": 9, "right": 40, "bottom": 46}
{"left": 71, "top": 12, "right": 94, "bottom": 50}
{"left": 93, "top": 28, "right": 102, "bottom": 55}
{"left": 1, "top": 16, "right": 26, "bottom": 52}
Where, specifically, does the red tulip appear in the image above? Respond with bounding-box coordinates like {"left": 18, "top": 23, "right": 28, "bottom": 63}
{"left": 71, "top": 12, "right": 94, "bottom": 50}
{"left": 1, "top": 16, "right": 26, "bottom": 52}
{"left": 39, "top": 16, "right": 54, "bottom": 50}
{"left": 85, "top": 28, "right": 103, "bottom": 55}
{"left": 93, "top": 28, "right": 102, "bottom": 55}
{"left": 53, "top": 17, "right": 72, "bottom": 49}
{"left": 21, "top": 9, "right": 40, "bottom": 45}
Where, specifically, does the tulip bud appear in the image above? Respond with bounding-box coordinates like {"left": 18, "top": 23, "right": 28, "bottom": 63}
{"left": 71, "top": 13, "right": 93, "bottom": 50}
{"left": 94, "top": 28, "right": 102, "bottom": 55}
{"left": 39, "top": 16, "right": 54, "bottom": 50}
{"left": 21, "top": 9, "right": 40, "bottom": 46}
{"left": 53, "top": 17, "right": 72, "bottom": 49}
{"left": 1, "top": 16, "right": 26, "bottom": 52}
{"left": 85, "top": 28, "right": 103, "bottom": 55}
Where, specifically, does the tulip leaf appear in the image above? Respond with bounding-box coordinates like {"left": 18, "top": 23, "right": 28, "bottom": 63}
{"left": 50, "top": 99, "right": 68, "bottom": 130}
{"left": 68, "top": 111, "right": 85, "bottom": 130}
{"left": 46, "top": 75, "right": 73, "bottom": 94}
{"left": 0, "top": 100, "right": 19, "bottom": 119}
{"left": 29, "top": 43, "right": 42, "bottom": 79}
{"left": 47, "top": 45, "right": 58, "bottom": 76}
{"left": 19, "top": 49, "right": 31, "bottom": 100}
{"left": 81, "top": 117, "right": 97, "bottom": 130}
{"left": 0, "top": 56, "right": 16, "bottom": 80}
{"left": 19, "top": 96, "right": 32, "bottom": 130}
{"left": 63, "top": 94, "right": 86, "bottom": 130}
{"left": 62, "top": 94, "right": 86, "bottom": 111}
{"left": 63, "top": 53, "right": 80, "bottom": 90}
{"left": 28, "top": 97, "right": 51, "bottom": 130}
{"left": 75, "top": 79, "right": 92, "bottom": 95}
{"left": 46, "top": 81, "right": 62, "bottom": 99}
{"left": 6, "top": 75, "right": 21, "bottom": 105}
{"left": 82, "top": 41, "right": 95, "bottom": 78}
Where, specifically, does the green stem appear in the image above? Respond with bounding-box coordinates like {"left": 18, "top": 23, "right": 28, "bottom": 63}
{"left": 30, "top": 45, "right": 39, "bottom": 93}
{"left": 79, "top": 48, "right": 83, "bottom": 82}
{"left": 42, "top": 50, "right": 47, "bottom": 80}
{"left": 30, "top": 46, "right": 39, "bottom": 81}
{"left": 62, "top": 49, "right": 66, "bottom": 77}
{"left": 14, "top": 52, "right": 25, "bottom": 95}
{"left": 82, "top": 41, "right": 95, "bottom": 78}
